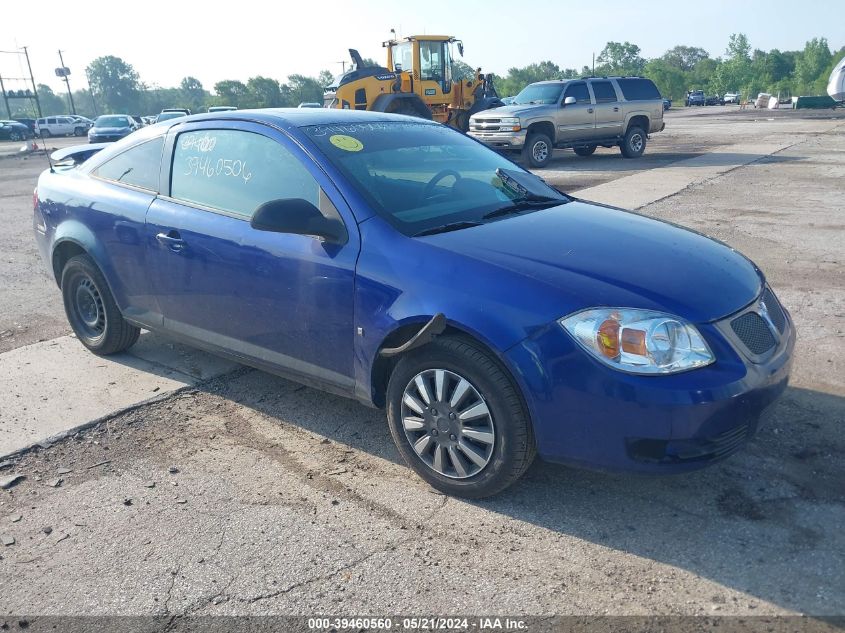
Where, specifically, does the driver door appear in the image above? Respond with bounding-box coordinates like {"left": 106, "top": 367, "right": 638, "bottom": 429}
{"left": 555, "top": 81, "right": 595, "bottom": 141}
{"left": 145, "top": 121, "right": 360, "bottom": 392}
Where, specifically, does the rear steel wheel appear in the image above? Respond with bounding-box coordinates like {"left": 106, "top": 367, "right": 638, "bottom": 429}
{"left": 401, "top": 368, "right": 495, "bottom": 479}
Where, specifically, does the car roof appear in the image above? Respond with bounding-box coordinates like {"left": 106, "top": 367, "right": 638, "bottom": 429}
{"left": 162, "top": 107, "right": 436, "bottom": 129}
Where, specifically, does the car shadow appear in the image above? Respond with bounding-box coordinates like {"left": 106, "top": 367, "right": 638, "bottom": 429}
{"left": 208, "top": 370, "right": 844, "bottom": 615}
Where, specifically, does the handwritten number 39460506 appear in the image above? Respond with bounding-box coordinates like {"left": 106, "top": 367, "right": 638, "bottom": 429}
{"left": 184, "top": 155, "right": 253, "bottom": 184}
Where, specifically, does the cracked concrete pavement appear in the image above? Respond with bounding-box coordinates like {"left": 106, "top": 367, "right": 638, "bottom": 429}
{"left": 0, "top": 108, "right": 843, "bottom": 618}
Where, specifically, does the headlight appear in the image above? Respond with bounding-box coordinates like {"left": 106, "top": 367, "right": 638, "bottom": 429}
{"left": 497, "top": 117, "right": 521, "bottom": 131}
{"left": 560, "top": 308, "right": 714, "bottom": 375}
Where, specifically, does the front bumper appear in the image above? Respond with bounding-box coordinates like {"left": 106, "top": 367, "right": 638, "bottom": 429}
{"left": 504, "top": 292, "right": 795, "bottom": 473}
{"left": 467, "top": 129, "right": 527, "bottom": 150}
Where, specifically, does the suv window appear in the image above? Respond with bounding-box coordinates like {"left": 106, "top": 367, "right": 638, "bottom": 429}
{"left": 171, "top": 129, "right": 319, "bottom": 218}
{"left": 47, "top": 118, "right": 57, "bottom": 125}
{"left": 93, "top": 137, "right": 164, "bottom": 191}
{"left": 590, "top": 81, "right": 617, "bottom": 103}
{"left": 616, "top": 78, "right": 661, "bottom": 101}
{"left": 563, "top": 82, "right": 591, "bottom": 104}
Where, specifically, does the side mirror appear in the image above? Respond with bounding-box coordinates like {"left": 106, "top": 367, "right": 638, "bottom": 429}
{"left": 563, "top": 96, "right": 576, "bottom": 106}
{"left": 250, "top": 198, "right": 347, "bottom": 245}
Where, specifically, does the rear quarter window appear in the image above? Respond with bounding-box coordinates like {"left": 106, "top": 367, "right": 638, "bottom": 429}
{"left": 93, "top": 137, "right": 165, "bottom": 191}
{"left": 617, "top": 78, "right": 661, "bottom": 101}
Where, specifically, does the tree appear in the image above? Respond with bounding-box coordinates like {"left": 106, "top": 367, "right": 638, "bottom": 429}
{"left": 179, "top": 76, "right": 206, "bottom": 113}
{"left": 213, "top": 80, "right": 249, "bottom": 107}
{"left": 794, "top": 37, "right": 832, "bottom": 94}
{"left": 644, "top": 59, "right": 687, "bottom": 100}
{"left": 246, "top": 76, "right": 283, "bottom": 108}
{"left": 452, "top": 60, "right": 476, "bottom": 81}
{"left": 596, "top": 41, "right": 645, "bottom": 76}
{"left": 286, "top": 74, "right": 324, "bottom": 105}
{"left": 318, "top": 70, "right": 335, "bottom": 87}
{"left": 662, "top": 46, "right": 710, "bottom": 72}
{"left": 36, "top": 84, "right": 66, "bottom": 116}
{"left": 86, "top": 56, "right": 141, "bottom": 113}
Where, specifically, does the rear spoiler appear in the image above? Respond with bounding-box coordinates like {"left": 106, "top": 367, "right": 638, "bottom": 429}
{"left": 50, "top": 143, "right": 110, "bottom": 166}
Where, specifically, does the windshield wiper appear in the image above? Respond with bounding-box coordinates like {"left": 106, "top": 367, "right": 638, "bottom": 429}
{"left": 482, "top": 198, "right": 562, "bottom": 220}
{"left": 413, "top": 221, "right": 483, "bottom": 237}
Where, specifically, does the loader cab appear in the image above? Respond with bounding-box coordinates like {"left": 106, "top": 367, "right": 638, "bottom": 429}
{"left": 386, "top": 36, "right": 457, "bottom": 99}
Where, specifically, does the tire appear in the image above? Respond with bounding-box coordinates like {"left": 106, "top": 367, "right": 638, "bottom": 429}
{"left": 620, "top": 126, "right": 647, "bottom": 158}
{"left": 9, "top": 131, "right": 22, "bottom": 142}
{"left": 61, "top": 254, "right": 140, "bottom": 355}
{"left": 573, "top": 145, "right": 597, "bottom": 157}
{"left": 74, "top": 127, "right": 85, "bottom": 137}
{"left": 386, "top": 336, "right": 536, "bottom": 498}
{"left": 39, "top": 129, "right": 51, "bottom": 138}
{"left": 522, "top": 133, "right": 553, "bottom": 168}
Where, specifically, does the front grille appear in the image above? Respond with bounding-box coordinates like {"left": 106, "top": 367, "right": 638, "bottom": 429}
{"left": 731, "top": 312, "right": 776, "bottom": 355}
{"left": 762, "top": 287, "right": 786, "bottom": 333}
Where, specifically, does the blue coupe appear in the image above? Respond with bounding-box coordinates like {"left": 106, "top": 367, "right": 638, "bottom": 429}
{"left": 34, "top": 109, "right": 794, "bottom": 497}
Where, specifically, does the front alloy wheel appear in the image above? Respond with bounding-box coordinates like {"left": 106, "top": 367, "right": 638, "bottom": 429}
{"left": 401, "top": 368, "right": 496, "bottom": 479}
{"left": 386, "top": 336, "right": 536, "bottom": 498}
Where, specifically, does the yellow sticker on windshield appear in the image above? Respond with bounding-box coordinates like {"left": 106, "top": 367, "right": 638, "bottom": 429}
{"left": 329, "top": 134, "right": 364, "bottom": 152}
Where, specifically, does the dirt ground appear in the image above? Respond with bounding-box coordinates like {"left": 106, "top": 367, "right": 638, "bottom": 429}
{"left": 0, "top": 107, "right": 843, "bottom": 620}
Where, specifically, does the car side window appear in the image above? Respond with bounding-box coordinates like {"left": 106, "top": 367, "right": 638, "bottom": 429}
{"left": 93, "top": 136, "right": 165, "bottom": 191}
{"left": 563, "top": 82, "right": 591, "bottom": 104}
{"left": 170, "top": 129, "right": 320, "bottom": 219}
{"left": 47, "top": 118, "right": 56, "bottom": 125}
{"left": 591, "top": 81, "right": 618, "bottom": 103}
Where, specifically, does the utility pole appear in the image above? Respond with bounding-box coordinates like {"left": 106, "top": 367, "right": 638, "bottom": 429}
{"left": 337, "top": 60, "right": 346, "bottom": 73}
{"left": 85, "top": 68, "right": 98, "bottom": 117}
{"left": 23, "top": 46, "right": 42, "bottom": 117}
{"left": 592, "top": 53, "right": 595, "bottom": 77}
{"left": 57, "top": 50, "right": 76, "bottom": 114}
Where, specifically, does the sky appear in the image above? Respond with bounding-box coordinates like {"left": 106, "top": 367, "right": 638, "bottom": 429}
{"left": 2, "top": 0, "right": 843, "bottom": 96}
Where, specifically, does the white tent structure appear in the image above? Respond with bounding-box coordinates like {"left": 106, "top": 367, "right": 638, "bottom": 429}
{"left": 828, "top": 56, "right": 845, "bottom": 103}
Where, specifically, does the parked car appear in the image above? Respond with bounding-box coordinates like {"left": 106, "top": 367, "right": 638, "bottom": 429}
{"left": 70, "top": 115, "right": 94, "bottom": 128}
{"left": 705, "top": 94, "right": 724, "bottom": 106}
{"left": 33, "top": 109, "right": 794, "bottom": 497}
{"left": 156, "top": 111, "right": 188, "bottom": 123}
{"left": 0, "top": 119, "right": 33, "bottom": 141}
{"left": 723, "top": 92, "right": 741, "bottom": 104}
{"left": 13, "top": 118, "right": 37, "bottom": 133}
{"left": 87, "top": 115, "right": 137, "bottom": 143}
{"left": 468, "top": 77, "right": 665, "bottom": 167}
{"left": 685, "top": 90, "right": 705, "bottom": 106}
{"left": 35, "top": 116, "right": 89, "bottom": 137}
{"left": 663, "top": 98, "right": 672, "bottom": 110}
{"left": 500, "top": 96, "right": 516, "bottom": 105}
{"left": 208, "top": 106, "right": 237, "bottom": 113}
{"left": 297, "top": 102, "right": 322, "bottom": 108}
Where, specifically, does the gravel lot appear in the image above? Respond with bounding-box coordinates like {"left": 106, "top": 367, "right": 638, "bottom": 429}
{"left": 0, "top": 108, "right": 843, "bottom": 621}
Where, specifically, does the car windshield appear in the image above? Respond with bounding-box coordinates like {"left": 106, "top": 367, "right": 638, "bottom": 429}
{"left": 512, "top": 83, "right": 565, "bottom": 105}
{"left": 96, "top": 116, "right": 129, "bottom": 127}
{"left": 303, "top": 121, "right": 567, "bottom": 236}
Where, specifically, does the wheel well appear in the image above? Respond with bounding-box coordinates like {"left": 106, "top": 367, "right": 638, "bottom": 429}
{"left": 370, "top": 325, "right": 519, "bottom": 410}
{"left": 526, "top": 121, "right": 555, "bottom": 144}
{"left": 52, "top": 241, "right": 86, "bottom": 286}
{"left": 626, "top": 115, "right": 649, "bottom": 135}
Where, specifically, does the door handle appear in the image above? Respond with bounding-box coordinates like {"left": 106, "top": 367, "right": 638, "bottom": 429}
{"left": 156, "top": 231, "right": 186, "bottom": 252}
{"left": 587, "top": 108, "right": 594, "bottom": 113}
{"left": 613, "top": 106, "right": 620, "bottom": 112}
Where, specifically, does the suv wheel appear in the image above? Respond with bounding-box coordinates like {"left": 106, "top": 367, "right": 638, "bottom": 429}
{"left": 573, "top": 145, "right": 597, "bottom": 157}
{"left": 523, "top": 133, "right": 553, "bottom": 168}
{"left": 61, "top": 254, "right": 140, "bottom": 355}
{"left": 386, "top": 336, "right": 536, "bottom": 498}
{"left": 621, "top": 126, "right": 647, "bottom": 158}
{"left": 74, "top": 127, "right": 85, "bottom": 137}
{"left": 39, "top": 129, "right": 51, "bottom": 138}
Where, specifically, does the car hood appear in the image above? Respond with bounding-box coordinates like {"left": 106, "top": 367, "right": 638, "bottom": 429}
{"left": 472, "top": 103, "right": 552, "bottom": 119}
{"left": 422, "top": 201, "right": 762, "bottom": 324}
{"left": 91, "top": 127, "right": 130, "bottom": 134}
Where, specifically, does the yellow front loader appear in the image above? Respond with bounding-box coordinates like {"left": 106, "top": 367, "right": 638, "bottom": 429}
{"left": 323, "top": 35, "right": 502, "bottom": 131}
